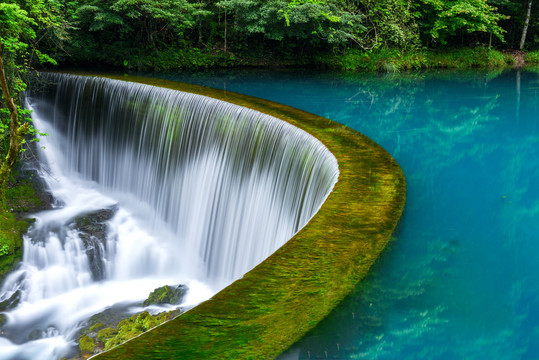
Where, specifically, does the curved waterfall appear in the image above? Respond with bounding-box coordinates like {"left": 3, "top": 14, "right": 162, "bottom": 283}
{"left": 0, "top": 74, "right": 339, "bottom": 360}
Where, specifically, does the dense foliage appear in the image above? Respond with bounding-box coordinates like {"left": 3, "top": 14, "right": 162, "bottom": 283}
{"left": 0, "top": 0, "right": 537, "bottom": 72}
{"left": 26, "top": 0, "right": 533, "bottom": 71}
{"left": 0, "top": 0, "right": 65, "bottom": 208}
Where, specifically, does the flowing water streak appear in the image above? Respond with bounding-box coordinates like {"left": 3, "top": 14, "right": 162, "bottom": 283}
{"left": 0, "top": 73, "right": 338, "bottom": 359}
{"left": 41, "top": 73, "right": 339, "bottom": 283}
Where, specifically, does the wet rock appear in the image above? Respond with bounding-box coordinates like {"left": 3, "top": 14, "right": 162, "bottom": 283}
{"left": 72, "top": 205, "right": 118, "bottom": 241}
{"left": 81, "top": 301, "right": 138, "bottom": 332}
{"left": 0, "top": 313, "right": 6, "bottom": 329}
{"left": 28, "top": 328, "right": 44, "bottom": 341}
{"left": 143, "top": 284, "right": 188, "bottom": 307}
{"left": 0, "top": 290, "right": 21, "bottom": 312}
{"left": 68, "top": 205, "right": 119, "bottom": 281}
{"left": 76, "top": 206, "right": 118, "bottom": 225}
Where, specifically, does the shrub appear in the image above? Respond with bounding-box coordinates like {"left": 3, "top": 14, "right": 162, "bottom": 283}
{"left": 525, "top": 51, "right": 539, "bottom": 64}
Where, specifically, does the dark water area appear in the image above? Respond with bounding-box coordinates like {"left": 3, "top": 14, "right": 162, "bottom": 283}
{"left": 152, "top": 69, "right": 539, "bottom": 359}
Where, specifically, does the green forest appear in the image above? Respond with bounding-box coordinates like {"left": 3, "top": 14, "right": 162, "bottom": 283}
{"left": 1, "top": 0, "right": 539, "bottom": 74}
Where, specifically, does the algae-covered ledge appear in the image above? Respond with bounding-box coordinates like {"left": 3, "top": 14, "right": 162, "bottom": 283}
{"left": 83, "top": 73, "right": 406, "bottom": 360}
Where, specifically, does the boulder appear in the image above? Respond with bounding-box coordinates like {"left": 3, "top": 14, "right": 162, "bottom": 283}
{"left": 143, "top": 285, "right": 188, "bottom": 307}
{"left": 68, "top": 205, "right": 119, "bottom": 281}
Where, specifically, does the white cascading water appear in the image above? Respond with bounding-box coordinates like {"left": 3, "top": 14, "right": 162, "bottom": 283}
{"left": 0, "top": 74, "right": 339, "bottom": 360}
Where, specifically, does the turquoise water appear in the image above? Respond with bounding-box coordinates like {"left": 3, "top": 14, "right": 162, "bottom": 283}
{"left": 155, "top": 69, "right": 539, "bottom": 359}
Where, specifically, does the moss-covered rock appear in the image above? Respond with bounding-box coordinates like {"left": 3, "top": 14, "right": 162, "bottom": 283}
{"left": 0, "top": 211, "right": 32, "bottom": 281}
{"left": 5, "top": 180, "right": 43, "bottom": 213}
{"left": 97, "top": 309, "right": 180, "bottom": 352}
{"left": 89, "top": 322, "right": 105, "bottom": 332}
{"left": 143, "top": 285, "right": 188, "bottom": 307}
{"left": 79, "top": 335, "right": 96, "bottom": 354}
{"left": 72, "top": 307, "right": 182, "bottom": 358}
{"left": 84, "top": 302, "right": 139, "bottom": 332}
{"left": 0, "top": 167, "right": 54, "bottom": 281}
{"left": 97, "top": 327, "right": 118, "bottom": 343}
{"left": 6, "top": 165, "right": 54, "bottom": 214}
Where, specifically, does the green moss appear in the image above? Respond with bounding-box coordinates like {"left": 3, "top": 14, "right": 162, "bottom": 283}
{"left": 143, "top": 285, "right": 186, "bottom": 306}
{"left": 79, "top": 335, "right": 95, "bottom": 353}
{"left": 97, "top": 327, "right": 119, "bottom": 343}
{"left": 90, "top": 322, "right": 105, "bottom": 332}
{"left": 5, "top": 180, "right": 43, "bottom": 213}
{"left": 0, "top": 211, "right": 31, "bottom": 280}
{"left": 99, "top": 310, "right": 179, "bottom": 351}
{"left": 0, "top": 176, "right": 43, "bottom": 280}
{"left": 71, "top": 73, "right": 406, "bottom": 360}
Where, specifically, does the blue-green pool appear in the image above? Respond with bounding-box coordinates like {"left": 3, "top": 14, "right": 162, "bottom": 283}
{"left": 155, "top": 69, "right": 539, "bottom": 359}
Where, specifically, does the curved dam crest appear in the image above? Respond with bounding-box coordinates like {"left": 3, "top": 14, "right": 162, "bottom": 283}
{"left": 86, "top": 74, "right": 406, "bottom": 360}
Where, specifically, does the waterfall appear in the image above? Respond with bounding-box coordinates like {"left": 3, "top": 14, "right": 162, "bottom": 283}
{"left": 0, "top": 74, "right": 338, "bottom": 359}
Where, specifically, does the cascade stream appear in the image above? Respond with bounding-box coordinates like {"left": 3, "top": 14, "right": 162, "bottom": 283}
{"left": 0, "top": 74, "right": 338, "bottom": 360}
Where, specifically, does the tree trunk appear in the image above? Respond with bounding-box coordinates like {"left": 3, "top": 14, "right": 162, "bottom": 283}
{"left": 520, "top": 0, "right": 533, "bottom": 50}
{"left": 0, "top": 44, "right": 30, "bottom": 209}
{"left": 224, "top": 10, "right": 227, "bottom": 53}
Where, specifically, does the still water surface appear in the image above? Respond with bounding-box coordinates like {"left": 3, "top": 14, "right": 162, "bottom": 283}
{"left": 157, "top": 69, "right": 539, "bottom": 360}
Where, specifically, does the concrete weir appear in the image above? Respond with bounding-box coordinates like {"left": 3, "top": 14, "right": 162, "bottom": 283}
{"left": 89, "top": 74, "right": 406, "bottom": 360}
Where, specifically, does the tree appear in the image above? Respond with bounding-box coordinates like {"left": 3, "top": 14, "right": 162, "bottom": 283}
{"left": 73, "top": 0, "right": 210, "bottom": 68}
{"left": 419, "top": 0, "right": 507, "bottom": 45}
{"left": 520, "top": 0, "right": 532, "bottom": 49}
{"left": 216, "top": 0, "right": 367, "bottom": 48}
{"left": 358, "top": 0, "right": 420, "bottom": 49}
{"left": 0, "top": 0, "right": 64, "bottom": 208}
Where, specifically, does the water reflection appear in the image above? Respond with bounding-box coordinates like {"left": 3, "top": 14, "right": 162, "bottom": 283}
{"left": 154, "top": 69, "right": 539, "bottom": 359}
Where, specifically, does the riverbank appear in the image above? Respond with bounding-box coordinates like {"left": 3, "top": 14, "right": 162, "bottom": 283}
{"left": 316, "top": 47, "right": 539, "bottom": 72}
{"left": 61, "top": 47, "right": 539, "bottom": 73}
